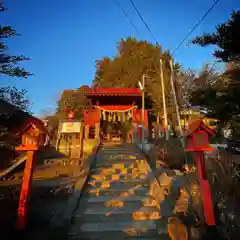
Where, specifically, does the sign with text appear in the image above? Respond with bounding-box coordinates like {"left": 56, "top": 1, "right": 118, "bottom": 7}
{"left": 60, "top": 122, "right": 81, "bottom": 133}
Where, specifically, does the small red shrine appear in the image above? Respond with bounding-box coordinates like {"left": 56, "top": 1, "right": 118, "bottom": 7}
{"left": 185, "top": 119, "right": 216, "bottom": 226}
{"left": 83, "top": 87, "right": 149, "bottom": 139}
{"left": 14, "top": 116, "right": 49, "bottom": 230}
{"left": 17, "top": 117, "right": 50, "bottom": 147}
{"left": 185, "top": 119, "right": 216, "bottom": 152}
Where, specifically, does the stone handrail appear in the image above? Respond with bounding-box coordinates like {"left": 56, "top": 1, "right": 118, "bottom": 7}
{"left": 50, "top": 139, "right": 101, "bottom": 227}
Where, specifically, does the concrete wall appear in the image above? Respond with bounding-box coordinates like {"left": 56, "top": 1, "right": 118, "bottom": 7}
{"left": 83, "top": 139, "right": 100, "bottom": 156}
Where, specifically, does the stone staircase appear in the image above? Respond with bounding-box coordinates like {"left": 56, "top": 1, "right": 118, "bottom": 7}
{"left": 68, "top": 143, "right": 171, "bottom": 239}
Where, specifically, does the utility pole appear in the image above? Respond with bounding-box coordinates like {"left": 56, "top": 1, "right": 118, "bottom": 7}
{"left": 160, "top": 59, "right": 168, "bottom": 140}
{"left": 169, "top": 59, "right": 184, "bottom": 138}
{"left": 169, "top": 60, "right": 188, "bottom": 167}
{"left": 139, "top": 75, "right": 145, "bottom": 151}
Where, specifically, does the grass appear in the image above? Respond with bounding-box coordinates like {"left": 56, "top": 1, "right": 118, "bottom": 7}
{"left": 206, "top": 149, "right": 240, "bottom": 239}
{"left": 153, "top": 137, "right": 186, "bottom": 169}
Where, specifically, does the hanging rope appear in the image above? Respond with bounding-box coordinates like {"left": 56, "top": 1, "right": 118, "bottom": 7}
{"left": 96, "top": 105, "right": 137, "bottom": 112}
{"left": 102, "top": 111, "right": 106, "bottom": 120}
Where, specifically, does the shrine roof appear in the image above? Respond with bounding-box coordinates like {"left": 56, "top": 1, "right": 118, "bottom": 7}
{"left": 18, "top": 117, "right": 49, "bottom": 136}
{"left": 85, "top": 87, "right": 142, "bottom": 96}
{"left": 184, "top": 119, "right": 216, "bottom": 137}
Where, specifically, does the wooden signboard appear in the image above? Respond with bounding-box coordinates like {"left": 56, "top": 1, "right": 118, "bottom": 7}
{"left": 60, "top": 122, "right": 82, "bottom": 133}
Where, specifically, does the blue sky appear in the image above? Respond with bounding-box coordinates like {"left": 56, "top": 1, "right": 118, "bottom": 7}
{"left": 1, "top": 0, "right": 239, "bottom": 116}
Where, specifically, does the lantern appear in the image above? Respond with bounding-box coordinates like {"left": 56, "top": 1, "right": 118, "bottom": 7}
{"left": 68, "top": 109, "right": 74, "bottom": 119}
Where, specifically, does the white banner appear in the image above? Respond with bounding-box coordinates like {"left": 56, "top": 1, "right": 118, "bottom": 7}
{"left": 61, "top": 122, "right": 81, "bottom": 133}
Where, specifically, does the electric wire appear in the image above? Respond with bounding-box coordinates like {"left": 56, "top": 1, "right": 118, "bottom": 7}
{"left": 128, "top": 0, "right": 157, "bottom": 43}
{"left": 115, "top": 0, "right": 139, "bottom": 33}
{"left": 171, "top": 0, "right": 220, "bottom": 55}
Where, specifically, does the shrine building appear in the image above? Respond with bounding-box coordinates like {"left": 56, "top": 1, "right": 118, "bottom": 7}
{"left": 83, "top": 87, "right": 150, "bottom": 139}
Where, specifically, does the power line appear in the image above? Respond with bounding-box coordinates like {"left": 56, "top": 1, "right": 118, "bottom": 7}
{"left": 128, "top": 0, "right": 157, "bottom": 43}
{"left": 115, "top": 0, "right": 139, "bottom": 33}
{"left": 115, "top": 0, "right": 141, "bottom": 55}
{"left": 171, "top": 0, "right": 220, "bottom": 55}
{"left": 115, "top": 0, "right": 159, "bottom": 54}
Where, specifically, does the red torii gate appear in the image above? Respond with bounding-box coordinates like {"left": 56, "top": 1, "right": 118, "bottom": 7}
{"left": 83, "top": 87, "right": 149, "bottom": 137}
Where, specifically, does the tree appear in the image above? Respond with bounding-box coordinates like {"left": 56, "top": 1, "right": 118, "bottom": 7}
{"left": 190, "top": 11, "right": 240, "bottom": 138}
{"left": 177, "top": 64, "right": 219, "bottom": 106}
{"left": 192, "top": 10, "right": 240, "bottom": 67}
{"left": 0, "top": 86, "right": 30, "bottom": 112}
{"left": 56, "top": 85, "right": 92, "bottom": 120}
{"left": 0, "top": 3, "right": 32, "bottom": 112}
{"left": 93, "top": 37, "right": 181, "bottom": 132}
{"left": 0, "top": 3, "right": 32, "bottom": 164}
{"left": 0, "top": 3, "right": 32, "bottom": 78}
{"left": 0, "top": 87, "right": 31, "bottom": 150}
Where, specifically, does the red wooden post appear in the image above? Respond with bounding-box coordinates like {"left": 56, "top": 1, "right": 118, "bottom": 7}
{"left": 195, "top": 151, "right": 215, "bottom": 225}
{"left": 16, "top": 148, "right": 37, "bottom": 229}
{"left": 185, "top": 120, "right": 216, "bottom": 226}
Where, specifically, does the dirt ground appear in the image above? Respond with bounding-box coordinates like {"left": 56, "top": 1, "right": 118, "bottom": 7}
{"left": 0, "top": 157, "right": 88, "bottom": 240}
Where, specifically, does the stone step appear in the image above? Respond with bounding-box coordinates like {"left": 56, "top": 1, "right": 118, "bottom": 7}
{"left": 87, "top": 178, "right": 148, "bottom": 188}
{"left": 95, "top": 163, "right": 137, "bottom": 169}
{"left": 69, "top": 236, "right": 161, "bottom": 240}
{"left": 90, "top": 173, "right": 147, "bottom": 181}
{"left": 81, "top": 196, "right": 159, "bottom": 208}
{"left": 84, "top": 185, "right": 148, "bottom": 197}
{"left": 98, "top": 157, "right": 140, "bottom": 161}
{"left": 68, "top": 145, "right": 174, "bottom": 240}
{"left": 99, "top": 154, "right": 138, "bottom": 160}
{"left": 90, "top": 167, "right": 148, "bottom": 175}
{"left": 99, "top": 152, "right": 137, "bottom": 156}
{"left": 84, "top": 195, "right": 152, "bottom": 204}
{"left": 100, "top": 148, "right": 136, "bottom": 152}
{"left": 99, "top": 153, "right": 138, "bottom": 158}
{"left": 69, "top": 233, "right": 165, "bottom": 240}
{"left": 78, "top": 199, "right": 142, "bottom": 211}
{"left": 96, "top": 161, "right": 138, "bottom": 169}
{"left": 69, "top": 220, "right": 159, "bottom": 239}
{"left": 69, "top": 234, "right": 163, "bottom": 240}
{"left": 79, "top": 195, "right": 160, "bottom": 210}
{"left": 86, "top": 182, "right": 148, "bottom": 192}
{"left": 93, "top": 167, "right": 148, "bottom": 174}
{"left": 74, "top": 205, "right": 161, "bottom": 222}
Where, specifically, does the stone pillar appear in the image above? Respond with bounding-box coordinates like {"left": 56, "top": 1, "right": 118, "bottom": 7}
{"left": 95, "top": 123, "right": 100, "bottom": 139}
{"left": 84, "top": 125, "right": 89, "bottom": 139}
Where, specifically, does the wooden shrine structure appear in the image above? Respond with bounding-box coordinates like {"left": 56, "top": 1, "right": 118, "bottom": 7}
{"left": 83, "top": 87, "right": 149, "bottom": 139}
{"left": 15, "top": 118, "right": 49, "bottom": 229}
{"left": 185, "top": 119, "right": 216, "bottom": 226}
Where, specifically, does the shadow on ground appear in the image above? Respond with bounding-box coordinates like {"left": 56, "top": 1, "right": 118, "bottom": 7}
{"left": 0, "top": 147, "right": 98, "bottom": 240}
